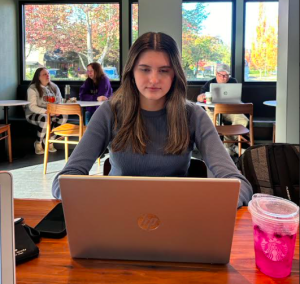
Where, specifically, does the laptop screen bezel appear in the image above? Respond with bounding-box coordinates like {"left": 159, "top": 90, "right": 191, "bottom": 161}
{"left": 0, "top": 172, "right": 16, "bottom": 284}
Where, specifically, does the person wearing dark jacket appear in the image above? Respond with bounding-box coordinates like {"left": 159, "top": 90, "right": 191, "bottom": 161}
{"left": 79, "top": 62, "right": 113, "bottom": 124}
{"left": 197, "top": 64, "right": 248, "bottom": 156}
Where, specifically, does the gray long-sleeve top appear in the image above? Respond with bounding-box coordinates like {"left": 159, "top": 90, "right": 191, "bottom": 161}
{"left": 52, "top": 101, "right": 252, "bottom": 208}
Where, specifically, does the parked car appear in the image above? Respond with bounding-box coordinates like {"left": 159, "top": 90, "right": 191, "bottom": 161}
{"left": 48, "top": 68, "right": 68, "bottom": 79}
{"left": 103, "top": 67, "right": 119, "bottom": 80}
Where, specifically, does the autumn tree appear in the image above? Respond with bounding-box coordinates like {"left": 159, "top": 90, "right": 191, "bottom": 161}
{"left": 131, "top": 4, "right": 138, "bottom": 43}
{"left": 182, "top": 3, "right": 208, "bottom": 78}
{"left": 265, "top": 23, "right": 278, "bottom": 73}
{"left": 182, "top": 3, "right": 230, "bottom": 79}
{"left": 25, "top": 4, "right": 119, "bottom": 71}
{"left": 250, "top": 3, "right": 278, "bottom": 78}
{"left": 182, "top": 3, "right": 208, "bottom": 34}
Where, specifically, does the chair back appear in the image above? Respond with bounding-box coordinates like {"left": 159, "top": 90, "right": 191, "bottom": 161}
{"left": 237, "top": 143, "right": 299, "bottom": 205}
{"left": 47, "top": 103, "right": 82, "bottom": 116}
{"left": 213, "top": 103, "right": 253, "bottom": 126}
{"left": 47, "top": 103, "right": 84, "bottom": 134}
{"left": 0, "top": 124, "right": 12, "bottom": 162}
{"left": 43, "top": 103, "right": 84, "bottom": 174}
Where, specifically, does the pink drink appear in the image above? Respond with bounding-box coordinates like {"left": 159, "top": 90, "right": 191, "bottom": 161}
{"left": 248, "top": 194, "right": 299, "bottom": 279}
{"left": 253, "top": 224, "right": 297, "bottom": 278}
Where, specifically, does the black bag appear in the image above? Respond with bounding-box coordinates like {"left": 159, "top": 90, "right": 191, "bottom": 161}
{"left": 15, "top": 221, "right": 40, "bottom": 264}
{"left": 237, "top": 143, "right": 299, "bottom": 205}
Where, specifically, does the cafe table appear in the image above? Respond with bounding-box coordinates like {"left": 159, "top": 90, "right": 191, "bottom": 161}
{"left": 15, "top": 199, "right": 299, "bottom": 284}
{"left": 72, "top": 100, "right": 103, "bottom": 108}
{"left": 263, "top": 100, "right": 277, "bottom": 107}
{"left": 196, "top": 102, "right": 216, "bottom": 108}
{"left": 64, "top": 100, "right": 103, "bottom": 124}
{"left": 0, "top": 100, "right": 30, "bottom": 124}
{"left": 263, "top": 100, "right": 277, "bottom": 141}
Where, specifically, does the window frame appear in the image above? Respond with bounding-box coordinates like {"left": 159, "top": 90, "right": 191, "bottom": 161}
{"left": 129, "top": 0, "right": 138, "bottom": 48}
{"left": 242, "top": 0, "right": 278, "bottom": 85}
{"left": 19, "top": 0, "right": 122, "bottom": 85}
{"left": 182, "top": 0, "right": 236, "bottom": 85}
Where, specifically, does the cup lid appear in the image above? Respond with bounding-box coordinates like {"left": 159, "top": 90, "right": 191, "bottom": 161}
{"left": 249, "top": 194, "right": 299, "bottom": 222}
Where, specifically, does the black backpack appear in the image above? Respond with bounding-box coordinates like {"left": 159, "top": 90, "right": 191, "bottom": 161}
{"left": 237, "top": 143, "right": 299, "bottom": 205}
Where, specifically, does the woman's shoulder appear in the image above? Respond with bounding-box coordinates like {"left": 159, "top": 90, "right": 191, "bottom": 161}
{"left": 93, "top": 100, "right": 114, "bottom": 120}
{"left": 28, "top": 84, "right": 37, "bottom": 93}
{"left": 100, "top": 75, "right": 111, "bottom": 85}
{"left": 185, "top": 100, "right": 205, "bottom": 114}
{"left": 100, "top": 100, "right": 113, "bottom": 112}
{"left": 47, "top": 82, "right": 59, "bottom": 91}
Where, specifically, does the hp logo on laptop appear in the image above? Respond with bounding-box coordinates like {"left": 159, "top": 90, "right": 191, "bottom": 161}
{"left": 138, "top": 213, "right": 161, "bottom": 231}
{"left": 224, "top": 91, "right": 228, "bottom": 96}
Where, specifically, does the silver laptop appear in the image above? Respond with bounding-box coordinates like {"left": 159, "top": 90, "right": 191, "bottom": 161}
{"left": 210, "top": 83, "right": 242, "bottom": 103}
{"left": 0, "top": 172, "right": 16, "bottom": 284}
{"left": 59, "top": 175, "right": 240, "bottom": 264}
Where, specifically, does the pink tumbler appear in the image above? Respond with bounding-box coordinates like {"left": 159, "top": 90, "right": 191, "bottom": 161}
{"left": 248, "top": 194, "right": 299, "bottom": 278}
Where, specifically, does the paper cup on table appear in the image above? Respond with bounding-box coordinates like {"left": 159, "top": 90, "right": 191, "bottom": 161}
{"left": 205, "top": 92, "right": 212, "bottom": 104}
{"left": 248, "top": 194, "right": 299, "bottom": 278}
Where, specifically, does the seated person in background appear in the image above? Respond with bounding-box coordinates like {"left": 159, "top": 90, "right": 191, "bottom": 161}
{"left": 79, "top": 62, "right": 113, "bottom": 124}
{"left": 25, "top": 67, "right": 68, "bottom": 155}
{"left": 197, "top": 64, "right": 248, "bottom": 156}
{"left": 52, "top": 32, "right": 252, "bottom": 208}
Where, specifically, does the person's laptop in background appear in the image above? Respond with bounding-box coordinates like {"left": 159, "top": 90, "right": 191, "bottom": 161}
{"left": 0, "top": 172, "right": 16, "bottom": 284}
{"left": 210, "top": 83, "right": 242, "bottom": 103}
{"left": 59, "top": 175, "right": 240, "bottom": 264}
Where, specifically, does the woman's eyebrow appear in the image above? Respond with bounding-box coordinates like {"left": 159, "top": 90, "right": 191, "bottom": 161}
{"left": 137, "top": 64, "right": 172, "bottom": 68}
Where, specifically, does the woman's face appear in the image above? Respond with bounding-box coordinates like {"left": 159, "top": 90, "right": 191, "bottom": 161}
{"left": 133, "top": 50, "right": 175, "bottom": 111}
{"left": 87, "top": 65, "right": 95, "bottom": 80}
{"left": 39, "top": 69, "right": 50, "bottom": 86}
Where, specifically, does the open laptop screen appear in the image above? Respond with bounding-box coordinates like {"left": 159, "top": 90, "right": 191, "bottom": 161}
{"left": 0, "top": 172, "right": 16, "bottom": 284}
{"left": 210, "top": 83, "right": 242, "bottom": 103}
{"left": 60, "top": 175, "right": 240, "bottom": 264}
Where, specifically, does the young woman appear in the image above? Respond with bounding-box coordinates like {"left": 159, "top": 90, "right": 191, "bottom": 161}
{"left": 79, "top": 62, "right": 113, "bottom": 124}
{"left": 25, "top": 67, "right": 68, "bottom": 155}
{"left": 52, "top": 32, "right": 252, "bottom": 208}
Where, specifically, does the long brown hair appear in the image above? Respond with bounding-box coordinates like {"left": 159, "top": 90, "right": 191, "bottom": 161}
{"left": 87, "top": 62, "right": 106, "bottom": 86}
{"left": 111, "top": 32, "right": 189, "bottom": 155}
{"left": 29, "top": 67, "right": 57, "bottom": 98}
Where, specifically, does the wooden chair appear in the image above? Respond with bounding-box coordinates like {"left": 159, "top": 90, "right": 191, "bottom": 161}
{"left": 43, "top": 104, "right": 85, "bottom": 174}
{"left": 103, "top": 157, "right": 207, "bottom": 178}
{"left": 0, "top": 124, "right": 12, "bottom": 163}
{"left": 213, "top": 103, "right": 254, "bottom": 156}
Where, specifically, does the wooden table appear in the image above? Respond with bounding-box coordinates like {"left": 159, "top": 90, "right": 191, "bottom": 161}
{"left": 15, "top": 199, "right": 299, "bottom": 284}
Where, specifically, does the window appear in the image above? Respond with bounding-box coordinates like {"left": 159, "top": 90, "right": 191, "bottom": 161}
{"left": 131, "top": 2, "right": 138, "bottom": 45}
{"left": 244, "top": 1, "right": 278, "bottom": 82}
{"left": 182, "top": 1, "right": 233, "bottom": 82}
{"left": 22, "top": 2, "right": 120, "bottom": 81}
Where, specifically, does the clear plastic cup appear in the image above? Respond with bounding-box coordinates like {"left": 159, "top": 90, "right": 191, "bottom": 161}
{"left": 248, "top": 194, "right": 299, "bottom": 278}
{"left": 205, "top": 92, "right": 212, "bottom": 104}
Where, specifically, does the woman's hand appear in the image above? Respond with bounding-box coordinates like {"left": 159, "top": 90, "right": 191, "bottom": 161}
{"left": 97, "top": 96, "right": 108, "bottom": 102}
{"left": 197, "top": 93, "right": 206, "bottom": 102}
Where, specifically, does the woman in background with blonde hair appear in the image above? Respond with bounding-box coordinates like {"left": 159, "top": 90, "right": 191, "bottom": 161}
{"left": 53, "top": 32, "right": 252, "bottom": 208}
